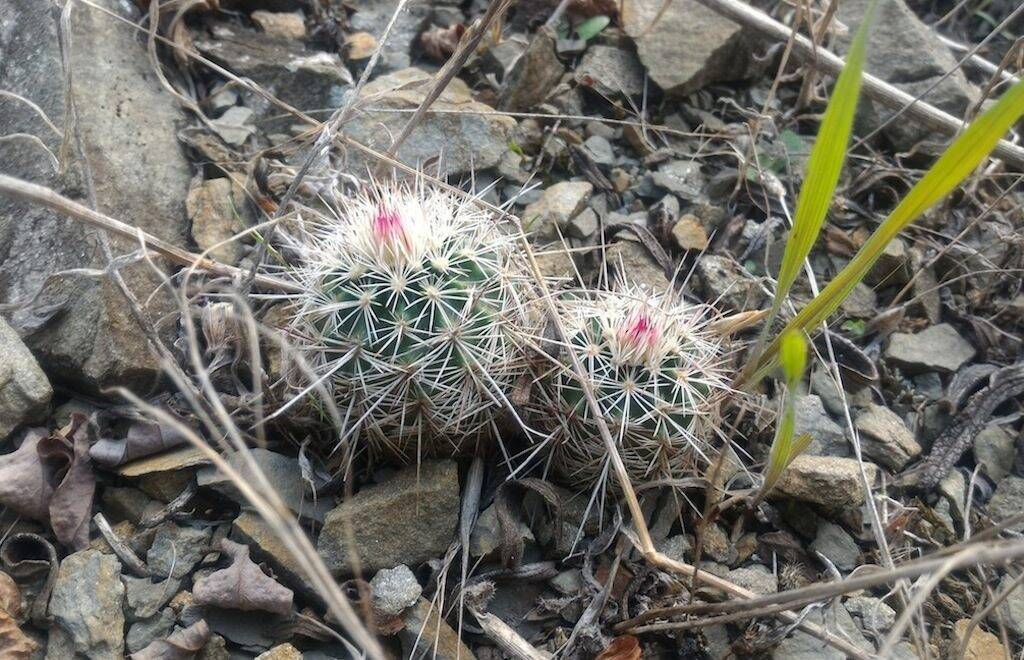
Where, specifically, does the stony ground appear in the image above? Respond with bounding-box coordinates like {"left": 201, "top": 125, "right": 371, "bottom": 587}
{"left": 0, "top": 0, "right": 1022, "bottom": 658}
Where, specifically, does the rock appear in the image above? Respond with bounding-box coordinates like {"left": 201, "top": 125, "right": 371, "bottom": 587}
{"left": 342, "top": 68, "right": 516, "bottom": 177}
{"left": 854, "top": 404, "right": 921, "bottom": 470}
{"left": 186, "top": 178, "right": 254, "bottom": 264}
{"left": 349, "top": 0, "right": 428, "bottom": 72}
{"left": 953, "top": 618, "right": 1007, "bottom": 660}
{"left": 194, "top": 23, "right": 351, "bottom": 118}
{"left": 864, "top": 237, "right": 909, "bottom": 287}
{"left": 102, "top": 487, "right": 158, "bottom": 525}
{"left": 147, "top": 522, "right": 214, "bottom": 580}
{"left": 198, "top": 448, "right": 318, "bottom": 518}
{"left": 126, "top": 609, "right": 176, "bottom": 653}
{"left": 231, "top": 511, "right": 315, "bottom": 598}
{"left": 581, "top": 135, "right": 616, "bottom": 167}
{"left": 209, "top": 106, "right": 255, "bottom": 147}
{"left": 499, "top": 28, "right": 564, "bottom": 112}
{"left": 671, "top": 215, "right": 709, "bottom": 251}
{"left": 974, "top": 426, "right": 1016, "bottom": 483}
{"left": 47, "top": 550, "right": 125, "bottom": 659}
{"left": 0, "top": 317, "right": 52, "bottom": 439}
{"left": 480, "top": 36, "right": 528, "bottom": 80}
{"left": 727, "top": 565, "right": 777, "bottom": 595}
{"left": 772, "top": 604, "right": 872, "bottom": 659}
{"left": 835, "top": 0, "right": 976, "bottom": 153}
{"left": 470, "top": 504, "right": 533, "bottom": 557}
{"left": 701, "top": 524, "right": 736, "bottom": 564}
{"left": 523, "top": 181, "right": 594, "bottom": 239}
{"left": 988, "top": 476, "right": 1024, "bottom": 532}
{"left": 774, "top": 456, "right": 877, "bottom": 528}
{"left": 885, "top": 324, "right": 976, "bottom": 373}
{"left": 695, "top": 255, "right": 763, "bottom": 311}
{"left": 605, "top": 241, "right": 670, "bottom": 292}
{"left": 0, "top": 0, "right": 191, "bottom": 392}
{"left": 400, "top": 599, "right": 476, "bottom": 660}
{"left": 651, "top": 160, "right": 706, "bottom": 200}
{"left": 256, "top": 643, "right": 303, "bottom": 660}
{"left": 845, "top": 596, "right": 896, "bottom": 635}
{"left": 574, "top": 44, "right": 645, "bottom": 97}
{"left": 994, "top": 573, "right": 1024, "bottom": 636}
{"left": 533, "top": 246, "right": 578, "bottom": 282}
{"left": 123, "top": 575, "right": 181, "bottom": 622}
{"left": 795, "top": 394, "right": 849, "bottom": 457}
{"left": 370, "top": 565, "right": 422, "bottom": 618}
{"left": 119, "top": 447, "right": 212, "bottom": 479}
{"left": 250, "top": 11, "right": 306, "bottom": 39}
{"left": 810, "top": 521, "right": 860, "bottom": 571}
{"left": 840, "top": 283, "right": 878, "bottom": 318}
{"left": 317, "top": 460, "right": 459, "bottom": 575}
{"left": 622, "top": 0, "right": 756, "bottom": 97}
{"left": 568, "top": 208, "right": 600, "bottom": 239}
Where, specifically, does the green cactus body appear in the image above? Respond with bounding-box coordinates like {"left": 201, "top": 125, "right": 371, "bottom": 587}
{"left": 538, "top": 288, "right": 731, "bottom": 487}
{"left": 285, "top": 185, "right": 529, "bottom": 462}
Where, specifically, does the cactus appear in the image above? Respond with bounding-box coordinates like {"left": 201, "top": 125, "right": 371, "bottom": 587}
{"left": 535, "top": 286, "right": 733, "bottom": 487}
{"left": 282, "top": 182, "right": 531, "bottom": 462}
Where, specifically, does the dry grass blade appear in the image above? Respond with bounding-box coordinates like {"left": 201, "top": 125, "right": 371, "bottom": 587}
{"left": 753, "top": 77, "right": 1024, "bottom": 377}
{"left": 744, "top": 0, "right": 875, "bottom": 380}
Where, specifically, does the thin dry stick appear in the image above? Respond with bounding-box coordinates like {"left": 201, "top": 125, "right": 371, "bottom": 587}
{"left": 0, "top": 174, "right": 300, "bottom": 294}
{"left": 692, "top": 0, "right": 1024, "bottom": 168}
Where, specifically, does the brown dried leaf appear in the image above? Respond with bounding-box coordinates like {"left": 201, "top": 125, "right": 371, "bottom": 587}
{"left": 344, "top": 32, "right": 378, "bottom": 61}
{"left": 131, "top": 620, "right": 211, "bottom": 659}
{"left": 90, "top": 419, "right": 188, "bottom": 468}
{"left": 193, "top": 540, "right": 293, "bottom": 615}
{"left": 0, "top": 431, "right": 55, "bottom": 522}
{"left": 420, "top": 23, "right": 466, "bottom": 61}
{"left": 0, "top": 572, "right": 37, "bottom": 659}
{"left": 596, "top": 635, "right": 641, "bottom": 660}
{"left": 38, "top": 414, "right": 95, "bottom": 550}
{"left": 568, "top": 0, "right": 618, "bottom": 19}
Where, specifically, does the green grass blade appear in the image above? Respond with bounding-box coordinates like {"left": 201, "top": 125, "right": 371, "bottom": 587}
{"left": 772, "top": 0, "right": 876, "bottom": 305}
{"left": 754, "top": 77, "right": 1024, "bottom": 378}
{"left": 743, "top": 1, "right": 876, "bottom": 379}
{"left": 755, "top": 331, "right": 809, "bottom": 503}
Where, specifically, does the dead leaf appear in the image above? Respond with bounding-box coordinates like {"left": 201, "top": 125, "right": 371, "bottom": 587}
{"left": 38, "top": 414, "right": 95, "bottom": 550}
{"left": 596, "top": 635, "right": 641, "bottom": 660}
{"left": 420, "top": 23, "right": 465, "bottom": 61}
{"left": 131, "top": 619, "right": 211, "bottom": 659}
{"left": 193, "top": 539, "right": 293, "bottom": 616}
{"left": 0, "top": 431, "right": 55, "bottom": 522}
{"left": 0, "top": 572, "right": 37, "bottom": 659}
{"left": 568, "top": 0, "right": 618, "bottom": 18}
{"left": 90, "top": 418, "right": 188, "bottom": 468}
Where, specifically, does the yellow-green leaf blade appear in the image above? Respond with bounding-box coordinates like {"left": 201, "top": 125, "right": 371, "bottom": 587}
{"left": 756, "top": 77, "right": 1024, "bottom": 375}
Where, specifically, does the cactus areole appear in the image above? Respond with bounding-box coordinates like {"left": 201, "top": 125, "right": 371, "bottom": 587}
{"left": 285, "top": 183, "right": 530, "bottom": 462}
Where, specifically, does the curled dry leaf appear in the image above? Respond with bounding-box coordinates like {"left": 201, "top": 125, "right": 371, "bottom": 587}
{"left": 596, "top": 635, "right": 641, "bottom": 660}
{"left": 568, "top": 0, "right": 618, "bottom": 18}
{"left": 1, "top": 533, "right": 59, "bottom": 627}
{"left": 0, "top": 430, "right": 55, "bottom": 522}
{"left": 420, "top": 23, "right": 466, "bottom": 61}
{"left": 0, "top": 415, "right": 96, "bottom": 549}
{"left": 38, "top": 414, "right": 95, "bottom": 550}
{"left": 90, "top": 418, "right": 188, "bottom": 468}
{"left": 130, "top": 619, "right": 211, "bottom": 660}
{"left": 193, "top": 539, "right": 293, "bottom": 616}
{"left": 0, "top": 572, "right": 37, "bottom": 659}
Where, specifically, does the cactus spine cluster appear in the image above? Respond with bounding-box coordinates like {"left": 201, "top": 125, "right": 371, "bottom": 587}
{"left": 283, "top": 183, "right": 530, "bottom": 462}
{"left": 534, "top": 286, "right": 733, "bottom": 487}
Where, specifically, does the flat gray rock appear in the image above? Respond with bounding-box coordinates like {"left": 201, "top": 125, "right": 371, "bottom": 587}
{"left": 0, "top": 317, "right": 51, "bottom": 440}
{"left": 317, "top": 460, "right": 459, "bottom": 575}
{"left": 47, "top": 550, "right": 125, "bottom": 660}
{"left": 885, "top": 323, "right": 976, "bottom": 373}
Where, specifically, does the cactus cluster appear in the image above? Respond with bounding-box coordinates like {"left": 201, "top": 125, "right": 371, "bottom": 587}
{"left": 282, "top": 183, "right": 532, "bottom": 462}
{"left": 532, "top": 286, "right": 733, "bottom": 487}
{"left": 278, "top": 180, "right": 733, "bottom": 487}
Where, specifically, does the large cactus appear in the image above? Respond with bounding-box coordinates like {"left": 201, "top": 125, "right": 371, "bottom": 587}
{"left": 282, "top": 183, "right": 531, "bottom": 461}
{"left": 535, "top": 286, "right": 733, "bottom": 487}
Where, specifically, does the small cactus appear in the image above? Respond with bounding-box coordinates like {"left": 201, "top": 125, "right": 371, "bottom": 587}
{"left": 282, "top": 182, "right": 531, "bottom": 461}
{"left": 535, "top": 286, "right": 733, "bottom": 487}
